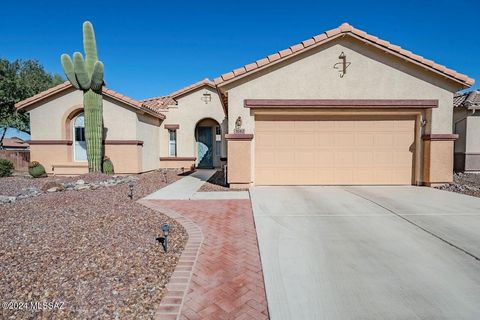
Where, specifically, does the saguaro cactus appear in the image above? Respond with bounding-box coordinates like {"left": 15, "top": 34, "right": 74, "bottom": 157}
{"left": 61, "top": 21, "right": 104, "bottom": 172}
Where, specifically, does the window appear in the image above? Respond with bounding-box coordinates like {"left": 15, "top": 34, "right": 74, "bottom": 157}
{"left": 168, "top": 130, "right": 177, "bottom": 157}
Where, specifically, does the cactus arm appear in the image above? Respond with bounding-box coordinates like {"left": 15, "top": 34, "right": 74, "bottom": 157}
{"left": 90, "top": 61, "right": 104, "bottom": 92}
{"left": 73, "top": 52, "right": 91, "bottom": 90}
{"left": 83, "top": 21, "right": 98, "bottom": 76}
{"left": 60, "top": 54, "right": 80, "bottom": 89}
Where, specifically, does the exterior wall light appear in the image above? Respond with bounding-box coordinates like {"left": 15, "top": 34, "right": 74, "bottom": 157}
{"left": 201, "top": 92, "right": 212, "bottom": 104}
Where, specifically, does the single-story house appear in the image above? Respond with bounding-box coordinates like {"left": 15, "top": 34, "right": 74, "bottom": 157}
{"left": 16, "top": 23, "right": 474, "bottom": 186}
{"left": 453, "top": 89, "right": 480, "bottom": 172}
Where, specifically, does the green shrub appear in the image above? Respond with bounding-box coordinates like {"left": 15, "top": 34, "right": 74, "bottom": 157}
{"left": 102, "top": 156, "right": 114, "bottom": 175}
{"left": 0, "top": 159, "right": 14, "bottom": 177}
{"left": 28, "top": 161, "right": 46, "bottom": 178}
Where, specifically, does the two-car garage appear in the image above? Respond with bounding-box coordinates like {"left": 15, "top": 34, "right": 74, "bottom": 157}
{"left": 254, "top": 114, "right": 417, "bottom": 185}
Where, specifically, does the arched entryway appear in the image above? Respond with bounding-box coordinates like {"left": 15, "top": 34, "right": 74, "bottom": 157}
{"left": 195, "top": 118, "right": 221, "bottom": 168}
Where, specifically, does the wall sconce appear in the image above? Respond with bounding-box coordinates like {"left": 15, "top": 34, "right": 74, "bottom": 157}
{"left": 201, "top": 92, "right": 212, "bottom": 104}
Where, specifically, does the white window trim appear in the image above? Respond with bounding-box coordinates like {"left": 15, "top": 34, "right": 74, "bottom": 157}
{"left": 168, "top": 130, "right": 177, "bottom": 157}
{"left": 73, "top": 113, "right": 87, "bottom": 162}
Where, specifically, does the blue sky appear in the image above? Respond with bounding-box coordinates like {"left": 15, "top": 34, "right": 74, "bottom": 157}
{"left": 1, "top": 0, "right": 478, "bottom": 103}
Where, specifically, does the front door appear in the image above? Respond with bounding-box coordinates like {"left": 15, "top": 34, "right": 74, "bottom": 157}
{"left": 197, "top": 126, "right": 213, "bottom": 168}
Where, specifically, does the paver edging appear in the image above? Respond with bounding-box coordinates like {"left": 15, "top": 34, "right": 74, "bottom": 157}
{"left": 138, "top": 199, "right": 204, "bottom": 320}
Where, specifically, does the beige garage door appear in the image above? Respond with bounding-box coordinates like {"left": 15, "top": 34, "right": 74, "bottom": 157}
{"left": 255, "top": 115, "right": 416, "bottom": 185}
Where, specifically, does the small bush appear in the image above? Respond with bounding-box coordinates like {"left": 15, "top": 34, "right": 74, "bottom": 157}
{"left": 28, "top": 161, "right": 46, "bottom": 178}
{"left": 0, "top": 159, "right": 14, "bottom": 177}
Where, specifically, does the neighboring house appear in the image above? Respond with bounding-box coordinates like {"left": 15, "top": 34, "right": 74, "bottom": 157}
{"left": 16, "top": 23, "right": 474, "bottom": 186}
{"left": 1, "top": 137, "right": 29, "bottom": 150}
{"left": 453, "top": 89, "right": 480, "bottom": 172}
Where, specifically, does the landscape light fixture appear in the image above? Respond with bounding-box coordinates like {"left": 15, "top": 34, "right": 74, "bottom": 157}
{"left": 161, "top": 224, "right": 170, "bottom": 252}
{"left": 128, "top": 182, "right": 134, "bottom": 199}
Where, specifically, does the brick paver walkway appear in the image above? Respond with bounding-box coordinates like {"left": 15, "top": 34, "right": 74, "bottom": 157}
{"left": 143, "top": 199, "right": 269, "bottom": 320}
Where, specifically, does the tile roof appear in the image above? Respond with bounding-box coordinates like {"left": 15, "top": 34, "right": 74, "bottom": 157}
{"left": 214, "top": 23, "right": 474, "bottom": 88}
{"left": 454, "top": 90, "right": 480, "bottom": 108}
{"left": 15, "top": 81, "right": 165, "bottom": 119}
{"left": 141, "top": 78, "right": 215, "bottom": 109}
{"left": 1, "top": 138, "right": 29, "bottom": 148}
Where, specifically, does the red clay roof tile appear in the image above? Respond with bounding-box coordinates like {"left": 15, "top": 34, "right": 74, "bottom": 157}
{"left": 141, "top": 78, "right": 216, "bottom": 110}
{"left": 267, "top": 53, "right": 281, "bottom": 62}
{"left": 279, "top": 48, "right": 292, "bottom": 57}
{"left": 245, "top": 63, "right": 258, "bottom": 72}
{"left": 313, "top": 33, "right": 328, "bottom": 42}
{"left": 301, "top": 38, "right": 315, "bottom": 47}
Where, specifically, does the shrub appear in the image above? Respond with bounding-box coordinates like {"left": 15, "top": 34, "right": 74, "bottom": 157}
{"left": 28, "top": 161, "right": 46, "bottom": 178}
{"left": 102, "top": 156, "right": 114, "bottom": 175}
{"left": 0, "top": 159, "right": 14, "bottom": 177}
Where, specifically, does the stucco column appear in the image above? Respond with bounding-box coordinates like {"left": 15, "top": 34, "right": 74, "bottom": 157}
{"left": 422, "top": 134, "right": 458, "bottom": 186}
{"left": 225, "top": 134, "right": 253, "bottom": 189}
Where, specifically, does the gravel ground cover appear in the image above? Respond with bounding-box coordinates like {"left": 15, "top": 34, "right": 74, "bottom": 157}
{"left": 198, "top": 169, "right": 246, "bottom": 192}
{"left": 0, "top": 172, "right": 112, "bottom": 197}
{"left": 436, "top": 172, "right": 480, "bottom": 198}
{"left": 0, "top": 170, "right": 187, "bottom": 319}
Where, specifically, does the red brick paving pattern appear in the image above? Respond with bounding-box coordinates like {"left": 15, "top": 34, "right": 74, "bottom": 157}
{"left": 143, "top": 199, "right": 269, "bottom": 320}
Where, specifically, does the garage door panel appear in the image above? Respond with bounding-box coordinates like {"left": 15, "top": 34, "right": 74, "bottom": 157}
{"left": 256, "top": 150, "right": 276, "bottom": 167}
{"left": 294, "top": 121, "right": 317, "bottom": 131}
{"left": 294, "top": 133, "right": 315, "bottom": 147}
{"left": 334, "top": 169, "right": 355, "bottom": 184}
{"left": 276, "top": 133, "right": 295, "bottom": 148}
{"left": 374, "top": 151, "right": 394, "bottom": 166}
{"left": 335, "top": 121, "right": 356, "bottom": 131}
{"left": 335, "top": 133, "right": 356, "bottom": 147}
{"left": 356, "top": 133, "right": 375, "bottom": 147}
{"left": 335, "top": 151, "right": 355, "bottom": 167}
{"left": 256, "top": 132, "right": 276, "bottom": 148}
{"left": 316, "top": 150, "right": 335, "bottom": 167}
{"left": 356, "top": 151, "right": 374, "bottom": 167}
{"left": 296, "top": 151, "right": 315, "bottom": 167}
{"left": 276, "top": 151, "right": 295, "bottom": 167}
{"left": 394, "top": 133, "right": 414, "bottom": 147}
{"left": 316, "top": 132, "right": 336, "bottom": 147}
{"left": 374, "top": 133, "right": 395, "bottom": 147}
{"left": 255, "top": 116, "right": 415, "bottom": 185}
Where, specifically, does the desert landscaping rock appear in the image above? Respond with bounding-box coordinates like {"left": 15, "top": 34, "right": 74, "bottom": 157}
{"left": 0, "top": 172, "right": 147, "bottom": 204}
{"left": 0, "top": 170, "right": 186, "bottom": 319}
{"left": 0, "top": 195, "right": 16, "bottom": 204}
{"left": 198, "top": 169, "right": 245, "bottom": 192}
{"left": 436, "top": 172, "right": 480, "bottom": 198}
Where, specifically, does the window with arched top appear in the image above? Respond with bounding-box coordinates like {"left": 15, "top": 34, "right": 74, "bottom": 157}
{"left": 73, "top": 113, "right": 87, "bottom": 161}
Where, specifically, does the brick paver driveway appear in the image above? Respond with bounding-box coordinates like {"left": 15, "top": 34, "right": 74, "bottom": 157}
{"left": 250, "top": 186, "right": 480, "bottom": 320}
{"left": 144, "top": 199, "right": 269, "bottom": 320}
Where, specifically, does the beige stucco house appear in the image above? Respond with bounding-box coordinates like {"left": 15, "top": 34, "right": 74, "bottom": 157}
{"left": 453, "top": 90, "right": 480, "bottom": 172}
{"left": 16, "top": 23, "right": 474, "bottom": 187}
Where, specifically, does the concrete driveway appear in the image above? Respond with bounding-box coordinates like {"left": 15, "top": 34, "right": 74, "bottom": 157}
{"left": 250, "top": 186, "right": 480, "bottom": 320}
